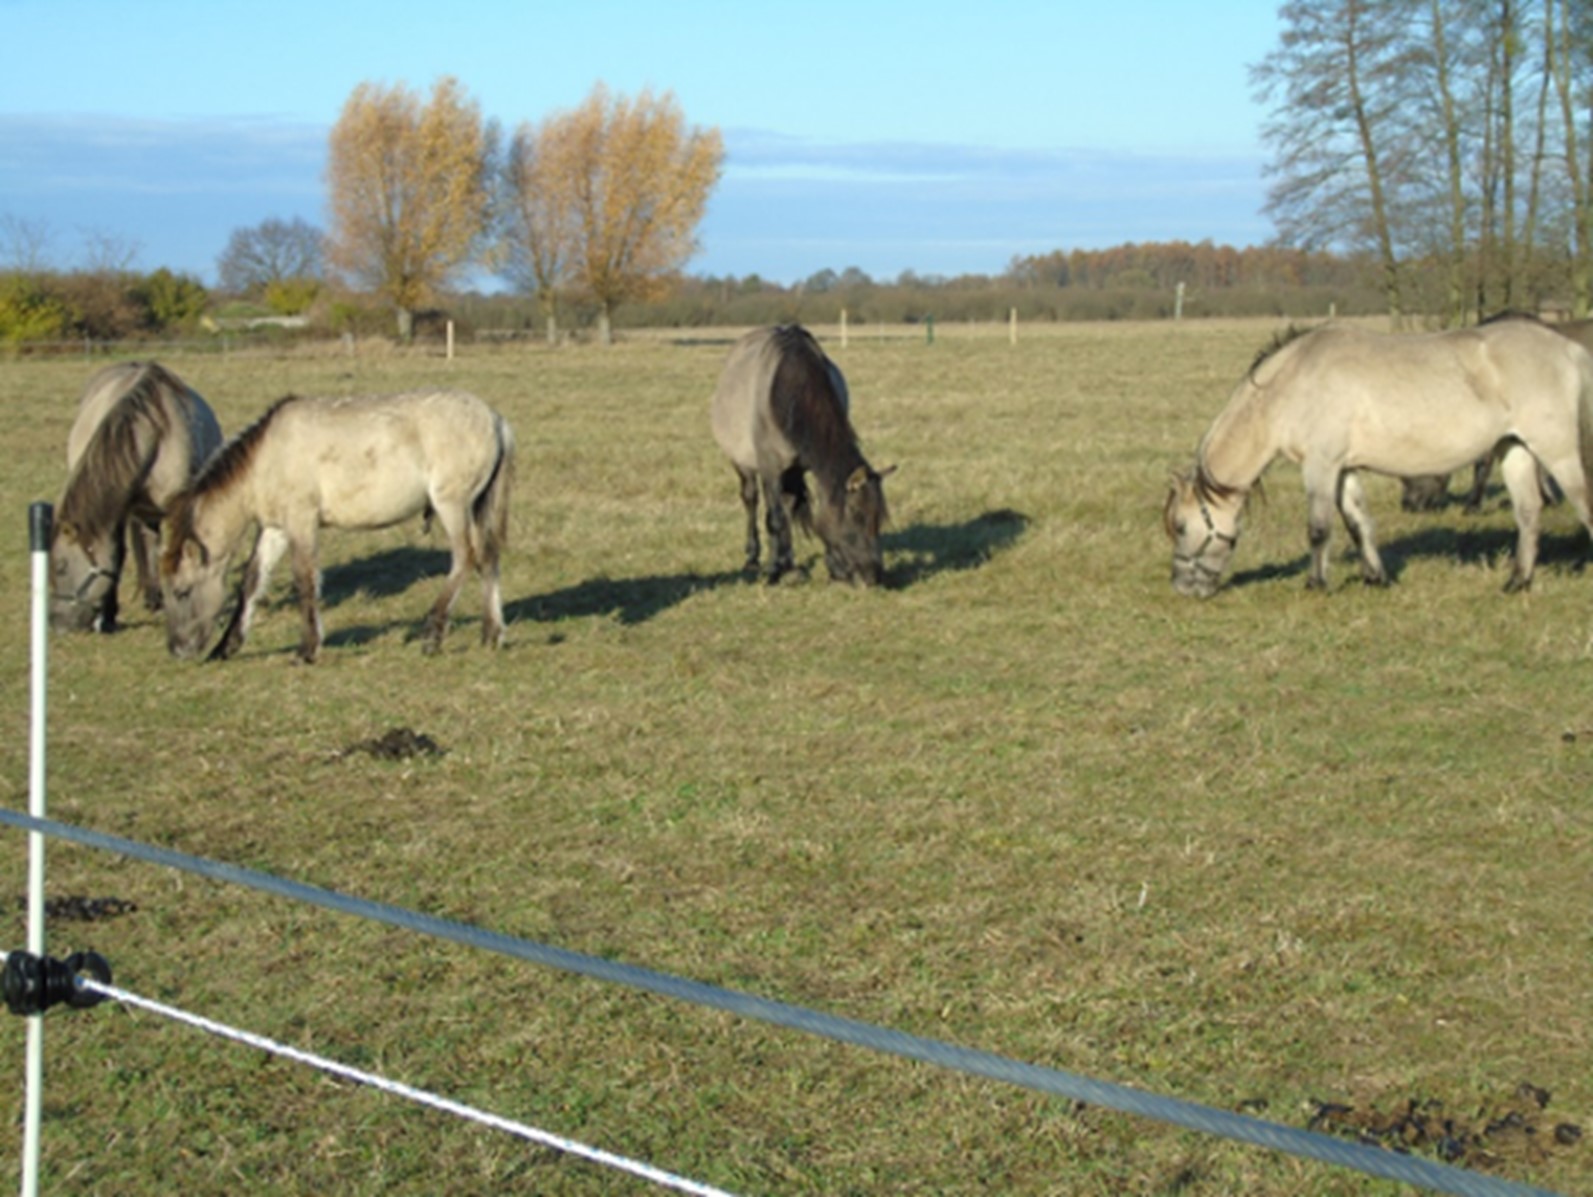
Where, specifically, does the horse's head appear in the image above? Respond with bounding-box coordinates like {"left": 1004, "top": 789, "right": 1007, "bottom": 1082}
{"left": 160, "top": 502, "right": 228, "bottom": 660}
{"left": 818, "top": 464, "right": 894, "bottom": 587}
{"left": 1164, "top": 469, "right": 1242, "bottom": 598}
{"left": 48, "top": 520, "right": 120, "bottom": 632}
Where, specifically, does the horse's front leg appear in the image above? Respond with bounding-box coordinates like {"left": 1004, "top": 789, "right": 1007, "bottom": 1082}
{"left": 727, "top": 466, "right": 759, "bottom": 574}
{"left": 128, "top": 517, "right": 164, "bottom": 612}
{"left": 1501, "top": 443, "right": 1545, "bottom": 592}
{"left": 1336, "top": 471, "right": 1388, "bottom": 585}
{"left": 1303, "top": 469, "right": 1338, "bottom": 590}
{"left": 760, "top": 474, "right": 795, "bottom": 583}
{"left": 211, "top": 526, "right": 288, "bottom": 661}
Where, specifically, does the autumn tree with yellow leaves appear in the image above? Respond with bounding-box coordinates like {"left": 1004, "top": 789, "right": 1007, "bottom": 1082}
{"left": 326, "top": 76, "right": 495, "bottom": 340}
{"left": 504, "top": 85, "right": 723, "bottom": 344}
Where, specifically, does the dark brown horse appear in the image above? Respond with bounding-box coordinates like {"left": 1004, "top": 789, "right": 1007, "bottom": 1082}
{"left": 709, "top": 325, "right": 893, "bottom": 586}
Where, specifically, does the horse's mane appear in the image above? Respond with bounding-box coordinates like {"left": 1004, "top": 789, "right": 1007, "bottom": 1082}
{"left": 1478, "top": 309, "right": 1544, "bottom": 328}
{"left": 163, "top": 395, "right": 296, "bottom": 566}
{"left": 767, "top": 325, "right": 863, "bottom": 505}
{"left": 57, "top": 362, "right": 179, "bottom": 538}
{"left": 1249, "top": 323, "right": 1317, "bottom": 378}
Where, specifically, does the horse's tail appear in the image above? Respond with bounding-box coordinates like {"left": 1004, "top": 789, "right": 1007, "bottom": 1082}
{"left": 470, "top": 411, "right": 515, "bottom": 571}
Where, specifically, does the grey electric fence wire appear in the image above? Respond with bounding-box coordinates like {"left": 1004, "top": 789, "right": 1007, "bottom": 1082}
{"left": 0, "top": 808, "right": 1561, "bottom": 1197}
{"left": 77, "top": 975, "right": 740, "bottom": 1197}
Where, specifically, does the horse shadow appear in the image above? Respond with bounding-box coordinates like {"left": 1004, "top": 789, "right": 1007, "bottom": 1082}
{"left": 506, "top": 570, "right": 747, "bottom": 628}
{"left": 884, "top": 508, "right": 1030, "bottom": 587}
{"left": 1377, "top": 525, "right": 1587, "bottom": 579}
{"left": 320, "top": 547, "right": 453, "bottom": 607}
{"left": 1227, "top": 525, "right": 1587, "bottom": 590}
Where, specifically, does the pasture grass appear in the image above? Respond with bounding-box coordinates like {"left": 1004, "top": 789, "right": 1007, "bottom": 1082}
{"left": 1, "top": 320, "right": 1590, "bottom": 1195}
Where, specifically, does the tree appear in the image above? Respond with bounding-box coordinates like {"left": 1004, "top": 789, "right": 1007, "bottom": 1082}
{"left": 501, "top": 116, "right": 579, "bottom": 344}
{"left": 216, "top": 216, "right": 324, "bottom": 304}
{"left": 325, "top": 76, "right": 495, "bottom": 339}
{"left": 0, "top": 214, "right": 52, "bottom": 273}
{"left": 542, "top": 84, "right": 723, "bottom": 344}
{"left": 1253, "top": 0, "right": 1416, "bottom": 324}
{"left": 133, "top": 268, "right": 208, "bottom": 331}
{"left": 1549, "top": 0, "right": 1593, "bottom": 313}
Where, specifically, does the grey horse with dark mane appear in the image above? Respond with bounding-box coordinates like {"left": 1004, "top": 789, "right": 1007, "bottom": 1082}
{"left": 710, "top": 325, "right": 892, "bottom": 586}
{"left": 50, "top": 361, "right": 222, "bottom": 632}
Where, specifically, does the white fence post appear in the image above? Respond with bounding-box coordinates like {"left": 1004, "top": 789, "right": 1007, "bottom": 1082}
{"left": 840, "top": 308, "right": 848, "bottom": 349}
{"left": 22, "top": 502, "right": 51, "bottom": 1197}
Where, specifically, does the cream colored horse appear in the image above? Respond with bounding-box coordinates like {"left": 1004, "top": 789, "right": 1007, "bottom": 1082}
{"left": 1164, "top": 320, "right": 1593, "bottom": 596}
{"left": 162, "top": 390, "right": 514, "bottom": 662}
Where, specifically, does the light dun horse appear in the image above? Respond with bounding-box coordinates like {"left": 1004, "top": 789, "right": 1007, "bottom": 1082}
{"left": 50, "top": 361, "right": 222, "bottom": 633}
{"left": 710, "top": 325, "right": 892, "bottom": 586}
{"left": 1400, "top": 315, "right": 1593, "bottom": 511}
{"left": 162, "top": 390, "right": 514, "bottom": 663}
{"left": 1164, "top": 320, "right": 1593, "bottom": 597}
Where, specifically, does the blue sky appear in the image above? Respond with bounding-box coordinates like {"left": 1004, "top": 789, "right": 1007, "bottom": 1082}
{"left": 0, "top": 0, "right": 1282, "bottom": 286}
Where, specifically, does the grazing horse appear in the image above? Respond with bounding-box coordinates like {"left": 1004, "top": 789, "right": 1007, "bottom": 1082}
{"left": 50, "top": 361, "right": 222, "bottom": 632}
{"left": 1164, "top": 320, "right": 1593, "bottom": 596}
{"left": 161, "top": 390, "right": 514, "bottom": 663}
{"left": 1402, "top": 315, "right": 1593, "bottom": 512}
{"left": 710, "top": 325, "right": 892, "bottom": 585}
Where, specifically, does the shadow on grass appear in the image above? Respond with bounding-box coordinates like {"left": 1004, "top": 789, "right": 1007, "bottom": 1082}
{"left": 321, "top": 547, "right": 453, "bottom": 607}
{"left": 885, "top": 508, "right": 1030, "bottom": 587}
{"left": 1225, "top": 524, "right": 1588, "bottom": 591}
{"left": 506, "top": 570, "right": 747, "bottom": 627}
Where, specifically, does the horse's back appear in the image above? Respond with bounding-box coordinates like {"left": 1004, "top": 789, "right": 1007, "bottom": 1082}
{"left": 710, "top": 325, "right": 846, "bottom": 474}
{"left": 258, "top": 391, "right": 505, "bottom": 527}
{"left": 1257, "top": 322, "right": 1591, "bottom": 476}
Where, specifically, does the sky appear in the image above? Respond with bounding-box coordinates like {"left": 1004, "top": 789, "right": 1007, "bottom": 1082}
{"left": 0, "top": 0, "right": 1284, "bottom": 287}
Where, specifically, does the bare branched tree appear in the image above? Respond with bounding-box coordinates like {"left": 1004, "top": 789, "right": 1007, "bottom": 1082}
{"left": 216, "top": 217, "right": 325, "bottom": 296}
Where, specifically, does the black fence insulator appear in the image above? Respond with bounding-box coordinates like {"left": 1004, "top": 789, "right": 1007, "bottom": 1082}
{"left": 3, "top": 950, "right": 112, "bottom": 1016}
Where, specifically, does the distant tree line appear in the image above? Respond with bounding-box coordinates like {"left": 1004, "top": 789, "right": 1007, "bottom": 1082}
{"left": 445, "top": 242, "right": 1391, "bottom": 335}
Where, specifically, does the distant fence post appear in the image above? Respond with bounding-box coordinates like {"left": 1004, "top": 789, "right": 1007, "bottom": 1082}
{"left": 446, "top": 321, "right": 455, "bottom": 362}
{"left": 926, "top": 315, "right": 935, "bottom": 346}
{"left": 1174, "top": 281, "right": 1185, "bottom": 320}
{"left": 841, "top": 308, "right": 848, "bottom": 349}
{"left": 1009, "top": 307, "right": 1017, "bottom": 345}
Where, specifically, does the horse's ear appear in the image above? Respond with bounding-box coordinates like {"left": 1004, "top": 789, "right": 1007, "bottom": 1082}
{"left": 875, "top": 463, "right": 899, "bottom": 480}
{"left": 847, "top": 466, "right": 869, "bottom": 493}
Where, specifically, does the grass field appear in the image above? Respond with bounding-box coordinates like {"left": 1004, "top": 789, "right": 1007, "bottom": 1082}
{"left": 1, "top": 321, "right": 1589, "bottom": 1195}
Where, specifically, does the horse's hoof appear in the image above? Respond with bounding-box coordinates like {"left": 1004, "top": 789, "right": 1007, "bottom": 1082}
{"left": 1503, "top": 575, "right": 1532, "bottom": 594}
{"left": 1304, "top": 577, "right": 1327, "bottom": 592}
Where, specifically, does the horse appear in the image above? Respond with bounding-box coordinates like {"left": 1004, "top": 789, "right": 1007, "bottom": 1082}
{"left": 161, "top": 390, "right": 514, "bottom": 663}
{"left": 709, "top": 325, "right": 893, "bottom": 586}
{"left": 50, "top": 361, "right": 222, "bottom": 633}
{"left": 1401, "top": 315, "right": 1593, "bottom": 512}
{"left": 1164, "top": 319, "right": 1593, "bottom": 597}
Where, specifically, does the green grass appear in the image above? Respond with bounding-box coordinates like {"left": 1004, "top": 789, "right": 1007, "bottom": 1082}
{"left": 1, "top": 321, "right": 1590, "bottom": 1194}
